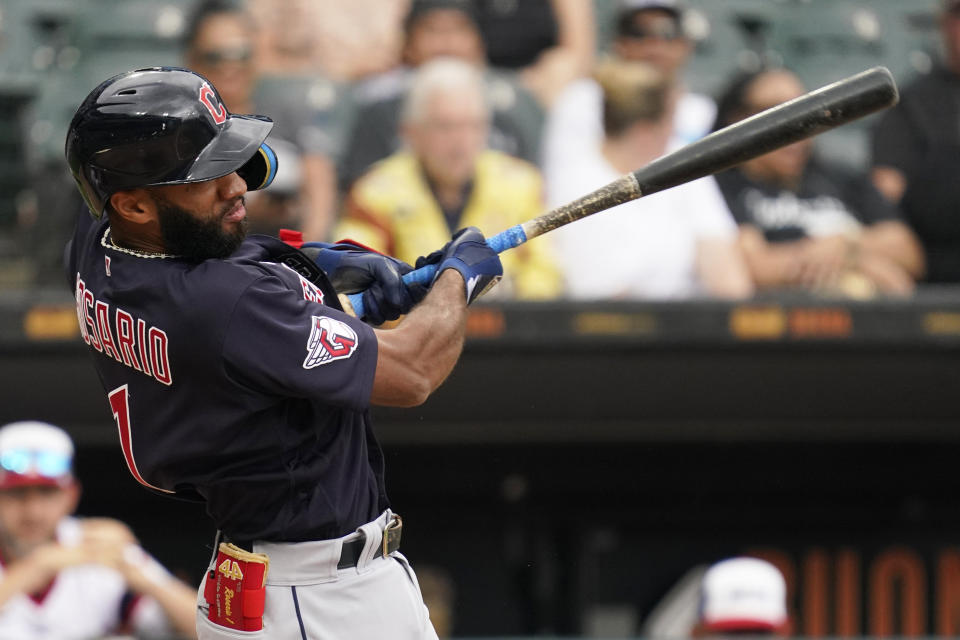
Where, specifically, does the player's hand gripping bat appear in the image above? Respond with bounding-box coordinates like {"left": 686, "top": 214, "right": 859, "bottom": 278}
{"left": 346, "top": 66, "right": 899, "bottom": 318}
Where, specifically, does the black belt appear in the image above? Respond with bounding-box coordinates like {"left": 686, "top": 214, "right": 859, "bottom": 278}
{"left": 228, "top": 515, "right": 403, "bottom": 570}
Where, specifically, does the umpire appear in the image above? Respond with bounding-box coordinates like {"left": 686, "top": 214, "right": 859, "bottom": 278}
{"left": 64, "top": 66, "right": 502, "bottom": 639}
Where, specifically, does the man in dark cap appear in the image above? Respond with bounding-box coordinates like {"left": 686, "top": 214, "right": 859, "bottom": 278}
{"left": 543, "top": 0, "right": 715, "bottom": 188}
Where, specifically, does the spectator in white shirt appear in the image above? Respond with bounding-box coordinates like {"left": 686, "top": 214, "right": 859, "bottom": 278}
{"left": 546, "top": 58, "right": 752, "bottom": 300}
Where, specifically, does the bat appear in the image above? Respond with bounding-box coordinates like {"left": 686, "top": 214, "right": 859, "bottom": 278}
{"left": 346, "top": 66, "right": 899, "bottom": 318}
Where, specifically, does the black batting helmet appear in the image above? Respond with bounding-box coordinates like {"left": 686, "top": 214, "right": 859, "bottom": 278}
{"left": 65, "top": 66, "right": 277, "bottom": 218}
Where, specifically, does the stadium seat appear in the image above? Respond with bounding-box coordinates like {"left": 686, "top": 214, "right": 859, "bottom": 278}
{"left": 0, "top": 94, "right": 31, "bottom": 229}
{"left": 685, "top": 0, "right": 788, "bottom": 97}
{"left": 875, "top": 0, "right": 942, "bottom": 82}
{"left": 74, "top": 0, "right": 191, "bottom": 43}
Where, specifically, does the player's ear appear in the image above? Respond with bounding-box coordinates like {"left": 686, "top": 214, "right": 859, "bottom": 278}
{"left": 108, "top": 189, "right": 156, "bottom": 223}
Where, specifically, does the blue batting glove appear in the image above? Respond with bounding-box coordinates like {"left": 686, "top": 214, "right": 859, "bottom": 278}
{"left": 302, "top": 241, "right": 428, "bottom": 325}
{"left": 415, "top": 227, "right": 502, "bottom": 303}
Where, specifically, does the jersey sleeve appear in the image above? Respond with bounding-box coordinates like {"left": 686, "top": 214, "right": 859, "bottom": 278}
{"left": 222, "top": 275, "right": 378, "bottom": 411}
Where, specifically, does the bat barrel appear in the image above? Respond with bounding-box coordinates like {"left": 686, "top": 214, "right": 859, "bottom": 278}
{"left": 344, "top": 67, "right": 899, "bottom": 320}
{"left": 631, "top": 66, "right": 899, "bottom": 197}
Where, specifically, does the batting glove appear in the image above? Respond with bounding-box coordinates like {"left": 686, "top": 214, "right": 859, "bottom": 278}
{"left": 415, "top": 227, "right": 502, "bottom": 304}
{"left": 302, "top": 240, "right": 428, "bottom": 325}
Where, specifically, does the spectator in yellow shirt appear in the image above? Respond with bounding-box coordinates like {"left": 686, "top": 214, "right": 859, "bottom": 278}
{"left": 338, "top": 58, "right": 562, "bottom": 300}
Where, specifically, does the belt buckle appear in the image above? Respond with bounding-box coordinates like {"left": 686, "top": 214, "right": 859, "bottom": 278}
{"left": 383, "top": 514, "right": 402, "bottom": 557}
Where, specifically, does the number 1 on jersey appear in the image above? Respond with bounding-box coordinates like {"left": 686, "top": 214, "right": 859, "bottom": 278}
{"left": 108, "top": 385, "right": 175, "bottom": 494}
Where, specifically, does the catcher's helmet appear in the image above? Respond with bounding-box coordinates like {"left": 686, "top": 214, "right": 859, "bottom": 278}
{"left": 65, "top": 66, "right": 277, "bottom": 218}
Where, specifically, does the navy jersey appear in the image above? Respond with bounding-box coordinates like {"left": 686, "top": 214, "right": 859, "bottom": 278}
{"left": 66, "top": 212, "right": 387, "bottom": 542}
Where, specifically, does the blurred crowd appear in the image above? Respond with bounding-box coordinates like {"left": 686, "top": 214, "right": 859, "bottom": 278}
{"left": 0, "top": 4, "right": 944, "bottom": 637}
{"left": 3, "top": 0, "right": 959, "bottom": 302}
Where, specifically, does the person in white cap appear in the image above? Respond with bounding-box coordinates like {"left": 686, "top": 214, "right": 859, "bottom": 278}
{"left": 695, "top": 557, "right": 790, "bottom": 636}
{"left": 0, "top": 421, "right": 198, "bottom": 639}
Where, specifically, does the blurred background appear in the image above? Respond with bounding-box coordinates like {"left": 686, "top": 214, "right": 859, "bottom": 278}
{"left": 3, "top": 0, "right": 960, "bottom": 637}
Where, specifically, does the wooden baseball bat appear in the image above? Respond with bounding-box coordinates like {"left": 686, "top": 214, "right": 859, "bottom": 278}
{"left": 347, "top": 66, "right": 899, "bottom": 318}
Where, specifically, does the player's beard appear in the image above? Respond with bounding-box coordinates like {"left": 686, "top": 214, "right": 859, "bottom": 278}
{"left": 155, "top": 197, "right": 248, "bottom": 260}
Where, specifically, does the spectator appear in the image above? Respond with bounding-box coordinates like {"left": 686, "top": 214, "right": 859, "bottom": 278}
{"left": 0, "top": 421, "right": 197, "bottom": 639}
{"left": 871, "top": 0, "right": 960, "bottom": 283}
{"left": 472, "top": 0, "right": 595, "bottom": 107}
{"left": 543, "top": 0, "right": 713, "bottom": 185}
{"left": 641, "top": 556, "right": 789, "bottom": 638}
{"left": 337, "top": 58, "right": 561, "bottom": 300}
{"left": 546, "top": 58, "right": 752, "bottom": 300}
{"left": 714, "top": 69, "right": 924, "bottom": 297}
{"left": 339, "top": 0, "right": 543, "bottom": 191}
{"left": 185, "top": 0, "right": 345, "bottom": 241}
{"left": 693, "top": 557, "right": 790, "bottom": 637}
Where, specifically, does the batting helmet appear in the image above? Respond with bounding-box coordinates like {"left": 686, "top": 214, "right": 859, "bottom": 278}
{"left": 65, "top": 66, "right": 278, "bottom": 218}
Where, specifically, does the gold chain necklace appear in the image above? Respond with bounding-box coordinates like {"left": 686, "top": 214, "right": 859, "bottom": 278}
{"left": 101, "top": 228, "right": 181, "bottom": 259}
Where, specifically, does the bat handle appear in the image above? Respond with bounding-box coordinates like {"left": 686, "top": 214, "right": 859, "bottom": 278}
{"left": 345, "top": 224, "right": 528, "bottom": 319}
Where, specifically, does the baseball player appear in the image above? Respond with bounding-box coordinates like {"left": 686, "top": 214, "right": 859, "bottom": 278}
{"left": 64, "top": 66, "right": 503, "bottom": 639}
{"left": 0, "top": 421, "right": 198, "bottom": 639}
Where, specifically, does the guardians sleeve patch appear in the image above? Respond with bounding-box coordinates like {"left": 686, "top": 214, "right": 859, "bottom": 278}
{"left": 303, "top": 316, "right": 359, "bottom": 369}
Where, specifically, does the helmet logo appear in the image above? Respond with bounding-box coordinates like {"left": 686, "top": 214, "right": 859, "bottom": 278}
{"left": 199, "top": 84, "right": 227, "bottom": 124}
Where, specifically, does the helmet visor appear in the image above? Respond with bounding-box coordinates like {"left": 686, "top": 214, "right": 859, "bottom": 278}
{"left": 171, "top": 114, "right": 273, "bottom": 186}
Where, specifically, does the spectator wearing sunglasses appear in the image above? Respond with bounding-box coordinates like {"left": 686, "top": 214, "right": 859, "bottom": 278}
{"left": 543, "top": 0, "right": 714, "bottom": 186}
{"left": 185, "top": 0, "right": 350, "bottom": 242}
{"left": 0, "top": 421, "right": 198, "bottom": 639}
